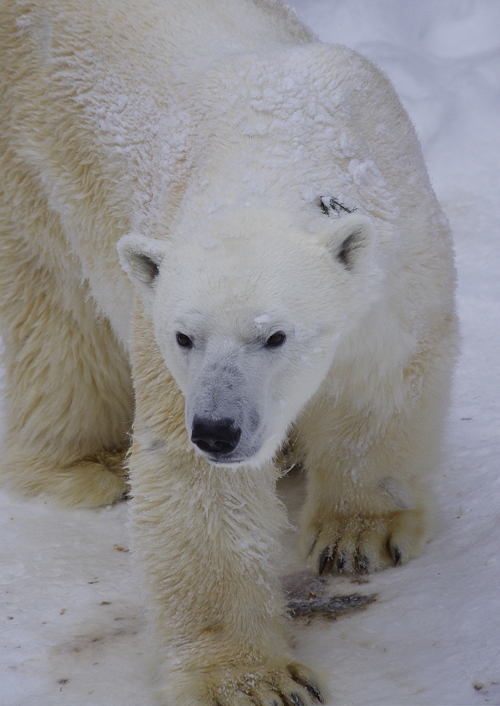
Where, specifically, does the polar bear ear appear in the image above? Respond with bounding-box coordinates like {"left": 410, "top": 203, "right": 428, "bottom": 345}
{"left": 321, "top": 214, "right": 375, "bottom": 272}
{"left": 117, "top": 234, "right": 168, "bottom": 287}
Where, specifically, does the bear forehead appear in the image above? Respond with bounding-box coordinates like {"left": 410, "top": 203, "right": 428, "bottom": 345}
{"left": 164, "top": 233, "right": 334, "bottom": 309}
{"left": 170, "top": 208, "right": 328, "bottom": 275}
{"left": 155, "top": 207, "right": 345, "bottom": 324}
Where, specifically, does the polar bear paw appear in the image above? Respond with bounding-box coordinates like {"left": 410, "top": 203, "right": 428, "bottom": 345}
{"left": 180, "top": 661, "right": 324, "bottom": 706}
{"left": 307, "top": 509, "right": 427, "bottom": 575}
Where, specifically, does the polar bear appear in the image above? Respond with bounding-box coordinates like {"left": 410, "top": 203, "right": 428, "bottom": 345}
{"left": 0, "top": 0, "right": 457, "bottom": 703}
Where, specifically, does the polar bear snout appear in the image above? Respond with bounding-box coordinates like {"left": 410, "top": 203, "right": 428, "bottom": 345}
{"left": 182, "top": 344, "right": 270, "bottom": 464}
{"left": 191, "top": 416, "right": 242, "bottom": 457}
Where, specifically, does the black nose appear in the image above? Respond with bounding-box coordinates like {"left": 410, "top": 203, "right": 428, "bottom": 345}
{"left": 191, "top": 417, "right": 241, "bottom": 456}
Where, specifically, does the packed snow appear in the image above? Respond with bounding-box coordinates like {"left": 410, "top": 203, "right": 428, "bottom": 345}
{"left": 1, "top": 1, "right": 499, "bottom": 704}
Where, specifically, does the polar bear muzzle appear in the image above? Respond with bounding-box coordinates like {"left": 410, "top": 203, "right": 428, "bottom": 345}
{"left": 184, "top": 350, "right": 266, "bottom": 465}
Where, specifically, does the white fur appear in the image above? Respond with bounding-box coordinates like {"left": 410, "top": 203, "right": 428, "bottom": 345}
{"left": 0, "top": 1, "right": 457, "bottom": 703}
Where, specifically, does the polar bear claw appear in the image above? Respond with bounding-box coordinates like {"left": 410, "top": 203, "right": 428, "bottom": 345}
{"left": 309, "top": 509, "right": 427, "bottom": 575}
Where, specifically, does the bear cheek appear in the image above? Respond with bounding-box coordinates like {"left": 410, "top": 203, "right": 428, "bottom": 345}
{"left": 276, "top": 354, "right": 330, "bottom": 421}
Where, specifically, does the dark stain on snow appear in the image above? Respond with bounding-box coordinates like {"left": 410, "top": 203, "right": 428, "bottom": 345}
{"left": 54, "top": 625, "right": 139, "bottom": 655}
{"left": 283, "top": 572, "right": 376, "bottom": 622}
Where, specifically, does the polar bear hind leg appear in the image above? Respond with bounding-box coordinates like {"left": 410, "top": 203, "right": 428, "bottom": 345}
{"left": 0, "top": 184, "right": 134, "bottom": 508}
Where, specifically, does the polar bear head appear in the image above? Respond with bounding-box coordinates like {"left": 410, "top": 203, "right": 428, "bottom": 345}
{"left": 118, "top": 208, "right": 380, "bottom": 468}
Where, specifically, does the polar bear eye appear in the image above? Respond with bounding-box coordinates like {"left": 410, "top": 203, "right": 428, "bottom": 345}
{"left": 265, "top": 332, "right": 286, "bottom": 349}
{"left": 176, "top": 332, "right": 193, "bottom": 349}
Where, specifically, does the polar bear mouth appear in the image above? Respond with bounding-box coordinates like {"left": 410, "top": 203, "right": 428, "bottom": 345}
{"left": 205, "top": 455, "right": 248, "bottom": 466}
{"left": 198, "top": 449, "right": 259, "bottom": 467}
{"left": 196, "top": 444, "right": 266, "bottom": 467}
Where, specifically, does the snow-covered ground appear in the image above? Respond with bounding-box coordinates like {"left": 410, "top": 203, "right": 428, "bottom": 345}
{"left": 1, "top": 2, "right": 499, "bottom": 704}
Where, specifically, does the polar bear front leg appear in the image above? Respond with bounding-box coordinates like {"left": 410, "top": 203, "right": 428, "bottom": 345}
{"left": 130, "top": 309, "right": 324, "bottom": 706}
{"left": 298, "top": 335, "right": 455, "bottom": 575}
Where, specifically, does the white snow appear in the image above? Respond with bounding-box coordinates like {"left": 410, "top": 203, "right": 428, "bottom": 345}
{"left": 1, "top": 2, "right": 499, "bottom": 705}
